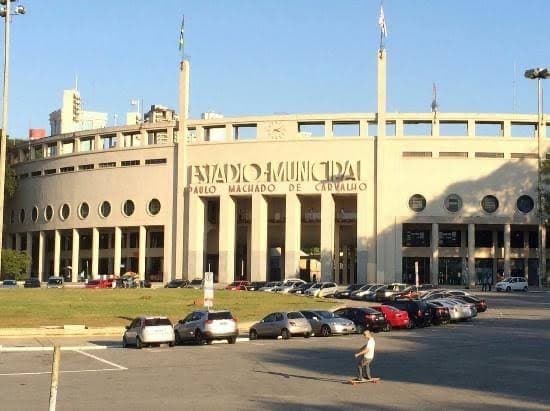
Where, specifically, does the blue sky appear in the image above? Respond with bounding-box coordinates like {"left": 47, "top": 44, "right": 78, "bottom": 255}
{"left": 2, "top": 0, "right": 549, "bottom": 138}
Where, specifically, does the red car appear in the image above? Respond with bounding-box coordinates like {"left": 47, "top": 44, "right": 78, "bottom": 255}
{"left": 372, "top": 305, "right": 410, "bottom": 330}
{"left": 225, "top": 281, "right": 249, "bottom": 291}
{"left": 85, "top": 279, "right": 114, "bottom": 289}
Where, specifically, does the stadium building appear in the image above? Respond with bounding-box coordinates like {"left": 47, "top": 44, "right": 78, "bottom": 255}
{"left": 5, "top": 47, "right": 549, "bottom": 287}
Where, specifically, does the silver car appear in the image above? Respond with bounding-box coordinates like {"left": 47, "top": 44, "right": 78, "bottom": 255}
{"left": 1, "top": 279, "right": 18, "bottom": 288}
{"left": 174, "top": 309, "right": 238, "bottom": 345}
{"left": 259, "top": 281, "right": 283, "bottom": 292}
{"left": 122, "top": 316, "right": 175, "bottom": 349}
{"left": 273, "top": 278, "right": 306, "bottom": 293}
{"left": 249, "top": 311, "right": 312, "bottom": 340}
{"left": 300, "top": 310, "right": 356, "bottom": 337}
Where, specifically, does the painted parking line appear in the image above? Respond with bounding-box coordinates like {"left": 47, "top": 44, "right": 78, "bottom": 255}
{"left": 73, "top": 349, "right": 127, "bottom": 370}
{"left": 0, "top": 345, "right": 109, "bottom": 353}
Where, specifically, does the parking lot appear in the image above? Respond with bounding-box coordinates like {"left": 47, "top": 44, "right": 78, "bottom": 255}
{"left": 1, "top": 291, "right": 549, "bottom": 410}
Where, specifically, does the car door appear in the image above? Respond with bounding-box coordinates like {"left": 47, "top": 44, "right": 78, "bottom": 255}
{"left": 179, "top": 312, "right": 198, "bottom": 339}
{"left": 125, "top": 319, "right": 140, "bottom": 344}
{"left": 273, "top": 313, "right": 285, "bottom": 335}
{"left": 301, "top": 311, "right": 321, "bottom": 334}
{"left": 256, "top": 313, "right": 275, "bottom": 337}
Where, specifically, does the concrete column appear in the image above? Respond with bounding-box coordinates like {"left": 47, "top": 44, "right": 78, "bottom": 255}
{"left": 163, "top": 224, "right": 173, "bottom": 282}
{"left": 71, "top": 229, "right": 79, "bottom": 282}
{"left": 284, "top": 193, "right": 301, "bottom": 279}
{"left": 504, "top": 224, "right": 511, "bottom": 276}
{"left": 140, "top": 129, "right": 148, "bottom": 146}
{"left": 251, "top": 194, "right": 268, "bottom": 282}
{"left": 431, "top": 223, "right": 439, "bottom": 285}
{"left": 26, "top": 232, "right": 33, "bottom": 277}
{"left": 15, "top": 233, "right": 21, "bottom": 251}
{"left": 431, "top": 119, "right": 440, "bottom": 137}
{"left": 395, "top": 221, "right": 403, "bottom": 283}
{"left": 468, "top": 223, "right": 475, "bottom": 287}
{"left": 187, "top": 195, "right": 205, "bottom": 279}
{"left": 320, "top": 192, "right": 335, "bottom": 282}
{"left": 324, "top": 121, "right": 333, "bottom": 137}
{"left": 334, "top": 225, "right": 341, "bottom": 283}
{"left": 38, "top": 231, "right": 45, "bottom": 281}
{"left": 524, "top": 230, "right": 529, "bottom": 281}
{"left": 94, "top": 134, "right": 101, "bottom": 151}
{"left": 356, "top": 191, "right": 369, "bottom": 284}
{"left": 114, "top": 227, "right": 122, "bottom": 277}
{"left": 139, "top": 226, "right": 146, "bottom": 281}
{"left": 467, "top": 120, "right": 476, "bottom": 137}
{"left": 53, "top": 229, "right": 61, "bottom": 277}
{"left": 92, "top": 227, "right": 99, "bottom": 279}
{"left": 219, "top": 195, "right": 236, "bottom": 284}
{"left": 492, "top": 229, "right": 498, "bottom": 282}
{"left": 74, "top": 137, "right": 80, "bottom": 153}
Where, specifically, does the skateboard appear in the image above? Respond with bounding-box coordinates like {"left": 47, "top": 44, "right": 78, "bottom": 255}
{"left": 347, "top": 377, "right": 381, "bottom": 385}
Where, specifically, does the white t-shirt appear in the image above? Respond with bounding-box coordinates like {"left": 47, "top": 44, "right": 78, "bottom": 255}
{"left": 364, "top": 337, "right": 375, "bottom": 360}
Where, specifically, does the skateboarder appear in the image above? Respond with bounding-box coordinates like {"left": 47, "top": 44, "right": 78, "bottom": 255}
{"left": 354, "top": 330, "right": 375, "bottom": 381}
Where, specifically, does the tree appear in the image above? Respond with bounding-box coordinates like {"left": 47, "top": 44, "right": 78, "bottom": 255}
{"left": 5, "top": 137, "right": 21, "bottom": 200}
{"left": 1, "top": 249, "right": 30, "bottom": 280}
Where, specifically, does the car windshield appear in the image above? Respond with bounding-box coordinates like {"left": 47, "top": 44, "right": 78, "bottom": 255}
{"left": 48, "top": 278, "right": 62, "bottom": 285}
{"left": 190, "top": 279, "right": 202, "bottom": 285}
{"left": 348, "top": 284, "right": 363, "bottom": 291}
{"left": 311, "top": 283, "right": 322, "bottom": 289}
{"left": 3, "top": 280, "right": 16, "bottom": 285}
{"left": 265, "top": 282, "right": 278, "bottom": 287}
{"left": 287, "top": 312, "right": 304, "bottom": 319}
{"left": 208, "top": 312, "right": 233, "bottom": 320}
{"left": 144, "top": 318, "right": 172, "bottom": 326}
{"left": 315, "top": 311, "right": 336, "bottom": 319}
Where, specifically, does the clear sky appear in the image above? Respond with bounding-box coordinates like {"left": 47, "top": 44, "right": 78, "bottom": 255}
{"left": 1, "top": 0, "right": 549, "bottom": 138}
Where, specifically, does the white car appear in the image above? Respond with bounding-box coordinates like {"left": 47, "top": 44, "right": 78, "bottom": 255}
{"left": 273, "top": 278, "right": 306, "bottom": 293}
{"left": 259, "top": 281, "right": 283, "bottom": 292}
{"left": 496, "top": 277, "right": 528, "bottom": 292}
{"left": 122, "top": 316, "right": 175, "bottom": 349}
{"left": 305, "top": 282, "right": 338, "bottom": 298}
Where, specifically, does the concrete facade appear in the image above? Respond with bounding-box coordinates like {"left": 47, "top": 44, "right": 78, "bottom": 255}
{"left": 4, "top": 50, "right": 550, "bottom": 286}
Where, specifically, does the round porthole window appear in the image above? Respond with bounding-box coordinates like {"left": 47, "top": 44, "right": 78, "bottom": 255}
{"left": 408, "top": 194, "right": 426, "bottom": 212}
{"left": 123, "top": 200, "right": 135, "bottom": 217}
{"left": 517, "top": 195, "right": 534, "bottom": 214}
{"left": 60, "top": 204, "right": 70, "bottom": 221}
{"left": 481, "top": 195, "right": 499, "bottom": 214}
{"left": 148, "top": 199, "right": 161, "bottom": 215}
{"left": 32, "top": 206, "right": 39, "bottom": 223}
{"left": 19, "top": 208, "right": 25, "bottom": 223}
{"left": 99, "top": 201, "right": 111, "bottom": 218}
{"left": 79, "top": 202, "right": 89, "bottom": 219}
{"left": 45, "top": 205, "right": 54, "bottom": 222}
{"left": 444, "top": 194, "right": 463, "bottom": 213}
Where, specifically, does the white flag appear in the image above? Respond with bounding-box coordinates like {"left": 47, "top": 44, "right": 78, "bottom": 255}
{"left": 378, "top": 6, "right": 388, "bottom": 37}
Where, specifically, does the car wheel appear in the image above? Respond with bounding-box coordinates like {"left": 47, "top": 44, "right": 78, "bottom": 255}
{"left": 195, "top": 330, "right": 205, "bottom": 345}
{"left": 249, "top": 329, "right": 258, "bottom": 340}
{"left": 304, "top": 332, "right": 311, "bottom": 338}
{"left": 168, "top": 341, "right": 175, "bottom": 347}
{"left": 384, "top": 323, "right": 392, "bottom": 332}
{"left": 206, "top": 339, "right": 213, "bottom": 345}
{"left": 227, "top": 337, "right": 237, "bottom": 344}
{"left": 136, "top": 337, "right": 143, "bottom": 349}
{"left": 320, "top": 325, "right": 331, "bottom": 337}
{"left": 281, "top": 328, "right": 291, "bottom": 340}
{"left": 506, "top": 286, "right": 511, "bottom": 292}
{"left": 175, "top": 331, "right": 182, "bottom": 345}
{"left": 523, "top": 286, "right": 528, "bottom": 292}
{"left": 122, "top": 336, "right": 128, "bottom": 348}
{"left": 356, "top": 324, "right": 365, "bottom": 334}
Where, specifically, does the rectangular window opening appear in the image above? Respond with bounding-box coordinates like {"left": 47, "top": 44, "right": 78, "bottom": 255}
{"left": 298, "top": 122, "right": 325, "bottom": 138}
{"left": 204, "top": 126, "right": 225, "bottom": 142}
{"left": 31, "top": 170, "right": 42, "bottom": 177}
{"left": 511, "top": 123, "right": 536, "bottom": 138}
{"left": 439, "top": 152, "right": 468, "bottom": 158}
{"left": 511, "top": 153, "right": 538, "bottom": 159}
{"left": 60, "top": 166, "right": 75, "bottom": 173}
{"left": 44, "top": 168, "right": 56, "bottom": 175}
{"left": 121, "top": 160, "right": 140, "bottom": 167}
{"left": 99, "top": 162, "right": 116, "bottom": 168}
{"left": 234, "top": 124, "right": 257, "bottom": 140}
{"left": 145, "top": 158, "right": 167, "bottom": 165}
{"left": 78, "top": 164, "right": 95, "bottom": 171}
{"left": 403, "top": 122, "right": 432, "bottom": 137}
{"left": 475, "top": 123, "right": 503, "bottom": 138}
{"left": 402, "top": 151, "right": 432, "bottom": 158}
{"left": 475, "top": 152, "right": 504, "bottom": 158}
{"left": 439, "top": 122, "right": 468, "bottom": 137}
{"left": 332, "top": 122, "right": 360, "bottom": 137}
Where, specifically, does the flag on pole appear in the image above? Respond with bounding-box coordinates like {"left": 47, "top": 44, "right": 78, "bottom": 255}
{"left": 378, "top": 6, "right": 388, "bottom": 38}
{"left": 431, "top": 83, "right": 438, "bottom": 113}
{"left": 179, "top": 15, "right": 185, "bottom": 52}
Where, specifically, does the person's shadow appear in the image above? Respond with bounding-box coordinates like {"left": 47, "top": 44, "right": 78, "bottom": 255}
{"left": 254, "top": 369, "right": 347, "bottom": 384}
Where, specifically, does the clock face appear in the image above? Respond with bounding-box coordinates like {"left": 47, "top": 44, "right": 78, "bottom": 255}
{"left": 269, "top": 121, "right": 286, "bottom": 139}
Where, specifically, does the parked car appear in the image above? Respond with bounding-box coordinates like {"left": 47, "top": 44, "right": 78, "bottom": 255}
{"left": 333, "top": 284, "right": 365, "bottom": 299}
{"left": 454, "top": 295, "right": 488, "bottom": 313}
{"left": 384, "top": 299, "right": 432, "bottom": 328}
{"left": 390, "top": 285, "right": 422, "bottom": 300}
{"left": 246, "top": 281, "right": 267, "bottom": 291}
{"left": 225, "top": 280, "right": 250, "bottom": 291}
{"left": 430, "top": 298, "right": 474, "bottom": 321}
{"left": 288, "top": 282, "right": 314, "bottom": 295}
{"left": 46, "top": 276, "right": 64, "bottom": 289}
{"left": 425, "top": 302, "right": 451, "bottom": 325}
{"left": 188, "top": 278, "right": 204, "bottom": 289}
{"left": 1, "top": 279, "right": 18, "bottom": 288}
{"left": 350, "top": 284, "right": 385, "bottom": 301}
{"left": 446, "top": 298, "right": 477, "bottom": 319}
{"left": 259, "top": 281, "right": 283, "bottom": 292}
{"left": 299, "top": 310, "right": 356, "bottom": 336}
{"left": 165, "top": 279, "right": 189, "bottom": 288}
{"left": 273, "top": 278, "right": 306, "bottom": 293}
{"left": 496, "top": 277, "right": 528, "bottom": 292}
{"left": 174, "top": 310, "right": 238, "bottom": 345}
{"left": 249, "top": 311, "right": 312, "bottom": 339}
{"left": 24, "top": 277, "right": 41, "bottom": 288}
{"left": 333, "top": 307, "right": 388, "bottom": 333}
{"left": 85, "top": 279, "right": 113, "bottom": 288}
{"left": 372, "top": 305, "right": 410, "bottom": 330}
{"left": 122, "top": 316, "right": 175, "bottom": 349}
{"left": 305, "top": 282, "right": 338, "bottom": 298}
{"left": 375, "top": 283, "right": 408, "bottom": 302}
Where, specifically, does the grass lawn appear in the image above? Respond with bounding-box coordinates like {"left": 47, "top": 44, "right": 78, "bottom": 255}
{"left": 0, "top": 289, "right": 342, "bottom": 328}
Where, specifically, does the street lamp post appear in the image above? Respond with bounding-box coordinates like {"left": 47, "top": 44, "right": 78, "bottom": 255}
{"left": 524, "top": 67, "right": 550, "bottom": 289}
{"left": 0, "top": 0, "right": 25, "bottom": 274}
